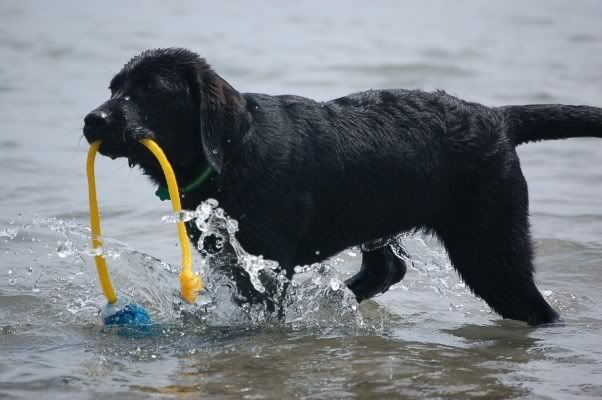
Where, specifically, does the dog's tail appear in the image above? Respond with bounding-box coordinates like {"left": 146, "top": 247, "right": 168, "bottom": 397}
{"left": 501, "top": 104, "right": 602, "bottom": 146}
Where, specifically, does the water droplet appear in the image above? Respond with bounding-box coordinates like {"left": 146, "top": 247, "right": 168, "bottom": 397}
{"left": 124, "top": 95, "right": 131, "bottom": 101}
{"left": 212, "top": 149, "right": 218, "bottom": 155}
{"left": 162, "top": 210, "right": 195, "bottom": 224}
{"left": 161, "top": 214, "right": 177, "bottom": 224}
{"left": 94, "top": 247, "right": 103, "bottom": 256}
{"left": 294, "top": 263, "right": 320, "bottom": 274}
{"left": 56, "top": 240, "right": 73, "bottom": 258}
{"left": 195, "top": 204, "right": 213, "bottom": 231}
{"left": 27, "top": 266, "right": 33, "bottom": 275}
{"left": 226, "top": 219, "right": 239, "bottom": 234}
{"left": 0, "top": 228, "right": 18, "bottom": 239}
{"left": 178, "top": 210, "right": 195, "bottom": 222}
{"left": 315, "top": 250, "right": 320, "bottom": 256}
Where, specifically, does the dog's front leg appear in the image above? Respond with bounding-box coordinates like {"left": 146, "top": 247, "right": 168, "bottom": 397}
{"left": 345, "top": 244, "right": 407, "bottom": 302}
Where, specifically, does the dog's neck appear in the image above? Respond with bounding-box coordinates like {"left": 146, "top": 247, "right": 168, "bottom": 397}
{"left": 154, "top": 165, "right": 213, "bottom": 201}
{"left": 178, "top": 171, "right": 222, "bottom": 210}
{"left": 140, "top": 158, "right": 221, "bottom": 207}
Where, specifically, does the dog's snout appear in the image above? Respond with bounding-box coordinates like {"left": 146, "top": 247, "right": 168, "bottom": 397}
{"left": 83, "top": 110, "right": 111, "bottom": 141}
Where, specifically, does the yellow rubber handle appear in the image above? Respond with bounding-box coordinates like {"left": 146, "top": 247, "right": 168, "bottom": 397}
{"left": 86, "top": 139, "right": 204, "bottom": 304}
{"left": 86, "top": 141, "right": 118, "bottom": 303}
{"left": 139, "top": 139, "right": 204, "bottom": 303}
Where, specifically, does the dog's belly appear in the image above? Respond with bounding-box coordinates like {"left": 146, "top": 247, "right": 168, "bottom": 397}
{"left": 292, "top": 192, "right": 429, "bottom": 266}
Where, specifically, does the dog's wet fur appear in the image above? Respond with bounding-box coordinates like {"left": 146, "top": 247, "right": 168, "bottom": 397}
{"left": 83, "top": 48, "right": 602, "bottom": 325}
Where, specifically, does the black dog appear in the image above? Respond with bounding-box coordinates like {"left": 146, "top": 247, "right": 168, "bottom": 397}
{"left": 83, "top": 48, "right": 602, "bottom": 325}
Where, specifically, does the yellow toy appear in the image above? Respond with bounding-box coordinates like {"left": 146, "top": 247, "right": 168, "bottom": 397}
{"left": 86, "top": 139, "right": 203, "bottom": 326}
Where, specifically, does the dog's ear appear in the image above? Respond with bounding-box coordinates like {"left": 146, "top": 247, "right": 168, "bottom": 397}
{"left": 194, "top": 64, "right": 250, "bottom": 174}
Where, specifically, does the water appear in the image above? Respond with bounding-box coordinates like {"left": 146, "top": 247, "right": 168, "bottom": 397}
{"left": 1, "top": 1, "right": 602, "bottom": 398}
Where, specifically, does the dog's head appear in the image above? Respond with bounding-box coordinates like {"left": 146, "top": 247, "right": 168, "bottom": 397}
{"left": 83, "top": 48, "right": 250, "bottom": 182}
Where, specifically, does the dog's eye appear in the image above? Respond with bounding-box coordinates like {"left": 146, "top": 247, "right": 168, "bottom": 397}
{"left": 144, "top": 82, "right": 157, "bottom": 91}
{"left": 109, "top": 87, "right": 121, "bottom": 99}
{"left": 137, "top": 82, "right": 158, "bottom": 96}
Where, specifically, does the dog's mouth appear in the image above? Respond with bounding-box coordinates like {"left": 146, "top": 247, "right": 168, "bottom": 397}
{"left": 104, "top": 140, "right": 166, "bottom": 185}
{"left": 88, "top": 126, "right": 154, "bottom": 162}
{"left": 95, "top": 141, "right": 130, "bottom": 160}
{"left": 125, "top": 151, "right": 152, "bottom": 171}
{"left": 83, "top": 114, "right": 173, "bottom": 185}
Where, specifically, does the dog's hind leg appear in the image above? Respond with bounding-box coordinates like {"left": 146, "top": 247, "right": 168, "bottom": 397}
{"left": 345, "top": 245, "right": 407, "bottom": 302}
{"left": 436, "top": 173, "right": 558, "bottom": 325}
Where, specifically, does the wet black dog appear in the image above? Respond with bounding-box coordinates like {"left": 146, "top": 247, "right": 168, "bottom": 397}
{"left": 83, "top": 48, "right": 602, "bottom": 325}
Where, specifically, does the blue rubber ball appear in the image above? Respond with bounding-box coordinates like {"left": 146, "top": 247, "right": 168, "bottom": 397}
{"left": 102, "top": 296, "right": 152, "bottom": 326}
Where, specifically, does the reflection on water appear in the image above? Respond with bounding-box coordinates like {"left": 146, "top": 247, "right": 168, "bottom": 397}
{"left": 1, "top": 0, "right": 602, "bottom": 398}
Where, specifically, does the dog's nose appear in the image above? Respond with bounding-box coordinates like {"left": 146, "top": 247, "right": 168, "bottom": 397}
{"left": 83, "top": 110, "right": 111, "bottom": 141}
{"left": 84, "top": 110, "right": 110, "bottom": 130}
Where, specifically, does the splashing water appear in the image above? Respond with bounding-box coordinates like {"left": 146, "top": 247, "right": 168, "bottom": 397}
{"left": 390, "top": 235, "right": 492, "bottom": 317}
{"left": 0, "top": 228, "right": 18, "bottom": 239}
{"left": 169, "top": 199, "right": 365, "bottom": 330}
{"left": 3, "top": 204, "right": 524, "bottom": 334}
{"left": 0, "top": 215, "right": 181, "bottom": 325}
{"left": 1, "top": 211, "right": 366, "bottom": 332}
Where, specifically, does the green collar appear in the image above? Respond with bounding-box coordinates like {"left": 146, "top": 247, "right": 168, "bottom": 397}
{"left": 155, "top": 166, "right": 213, "bottom": 201}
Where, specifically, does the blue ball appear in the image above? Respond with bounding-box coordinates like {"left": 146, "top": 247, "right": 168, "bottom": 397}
{"left": 102, "top": 296, "right": 152, "bottom": 327}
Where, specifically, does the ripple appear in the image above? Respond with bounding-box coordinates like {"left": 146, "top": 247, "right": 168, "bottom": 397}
{"left": 0, "top": 140, "right": 18, "bottom": 149}
{"left": 509, "top": 16, "right": 556, "bottom": 27}
{"left": 567, "top": 33, "right": 599, "bottom": 44}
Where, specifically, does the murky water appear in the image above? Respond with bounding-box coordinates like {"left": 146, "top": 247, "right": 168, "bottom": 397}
{"left": 1, "top": 1, "right": 602, "bottom": 398}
